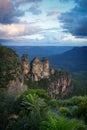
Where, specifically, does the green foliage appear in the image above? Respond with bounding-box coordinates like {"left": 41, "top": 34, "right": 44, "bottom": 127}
{"left": 10, "top": 90, "right": 49, "bottom": 130}
{"left": 21, "top": 90, "right": 48, "bottom": 119}
{"left": 19, "top": 92, "right": 53, "bottom": 129}
{"left": 22, "top": 89, "right": 50, "bottom": 101}
{"left": 0, "top": 46, "right": 18, "bottom": 71}
{"left": 0, "top": 46, "right": 87, "bottom": 130}
{"left": 49, "top": 96, "right": 87, "bottom": 125}
{"left": 72, "top": 71, "right": 87, "bottom": 96}
{"left": 25, "top": 79, "right": 39, "bottom": 89}
{"left": 1, "top": 87, "right": 87, "bottom": 130}
{"left": 59, "top": 107, "right": 71, "bottom": 116}
{"left": 40, "top": 116, "right": 86, "bottom": 130}
{"left": 0, "top": 88, "right": 8, "bottom": 130}
{"left": 71, "top": 106, "right": 79, "bottom": 117}
{"left": 0, "top": 46, "right": 21, "bottom": 88}
{"left": 38, "top": 78, "right": 50, "bottom": 89}
{"left": 78, "top": 97, "right": 87, "bottom": 123}
{"left": 7, "top": 116, "right": 30, "bottom": 130}
{"left": 48, "top": 99, "right": 59, "bottom": 108}
{"left": 40, "top": 114, "right": 58, "bottom": 130}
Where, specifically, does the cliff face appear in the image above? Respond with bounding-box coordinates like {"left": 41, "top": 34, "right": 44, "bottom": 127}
{"left": 21, "top": 54, "right": 30, "bottom": 75}
{"left": 47, "top": 71, "right": 73, "bottom": 98}
{"left": 0, "top": 46, "right": 73, "bottom": 99}
{"left": 42, "top": 58, "right": 50, "bottom": 78}
{"left": 21, "top": 54, "right": 73, "bottom": 98}
{"left": 0, "top": 46, "right": 22, "bottom": 87}
{"left": 0, "top": 46, "right": 27, "bottom": 98}
{"left": 31, "top": 57, "right": 43, "bottom": 81}
{"left": 31, "top": 57, "right": 50, "bottom": 81}
{"left": 22, "top": 55, "right": 50, "bottom": 81}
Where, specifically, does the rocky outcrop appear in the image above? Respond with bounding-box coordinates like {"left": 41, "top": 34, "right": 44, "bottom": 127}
{"left": 0, "top": 46, "right": 73, "bottom": 99}
{"left": 21, "top": 55, "right": 73, "bottom": 98}
{"left": 22, "top": 55, "right": 50, "bottom": 81}
{"left": 31, "top": 57, "right": 50, "bottom": 81}
{"left": 21, "top": 53, "right": 73, "bottom": 98}
{"left": 42, "top": 58, "right": 50, "bottom": 78}
{"left": 47, "top": 70, "right": 73, "bottom": 99}
{"left": 7, "top": 78, "right": 27, "bottom": 98}
{"left": 21, "top": 54, "right": 30, "bottom": 75}
{"left": 31, "top": 57, "right": 43, "bottom": 81}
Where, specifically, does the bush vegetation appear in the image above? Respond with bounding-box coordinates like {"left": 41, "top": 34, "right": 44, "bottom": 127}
{"left": 0, "top": 46, "right": 87, "bottom": 130}
{"left": 1, "top": 88, "right": 87, "bottom": 130}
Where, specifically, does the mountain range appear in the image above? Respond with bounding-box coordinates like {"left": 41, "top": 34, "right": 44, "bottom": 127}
{"left": 49, "top": 46, "right": 87, "bottom": 72}
{"left": 9, "top": 46, "right": 87, "bottom": 72}
{"left": 9, "top": 46, "right": 73, "bottom": 61}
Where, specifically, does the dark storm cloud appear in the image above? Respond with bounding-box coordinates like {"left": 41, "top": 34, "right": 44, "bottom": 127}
{"left": 0, "top": 0, "right": 24, "bottom": 24}
{"left": 59, "top": 0, "right": 87, "bottom": 37}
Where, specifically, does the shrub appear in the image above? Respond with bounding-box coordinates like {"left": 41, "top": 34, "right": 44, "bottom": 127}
{"left": 71, "top": 106, "right": 79, "bottom": 117}
{"left": 70, "top": 96, "right": 87, "bottom": 105}
{"left": 59, "top": 107, "right": 71, "bottom": 117}
{"left": 78, "top": 97, "right": 87, "bottom": 123}
{"left": 22, "top": 89, "right": 50, "bottom": 101}
{"left": 40, "top": 116, "right": 86, "bottom": 130}
{"left": 48, "top": 99, "right": 58, "bottom": 108}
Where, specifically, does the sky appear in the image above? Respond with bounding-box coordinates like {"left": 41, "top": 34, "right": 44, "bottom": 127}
{"left": 0, "top": 0, "right": 87, "bottom": 46}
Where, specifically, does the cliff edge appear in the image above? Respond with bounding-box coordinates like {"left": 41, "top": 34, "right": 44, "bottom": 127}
{"left": 0, "top": 46, "right": 73, "bottom": 99}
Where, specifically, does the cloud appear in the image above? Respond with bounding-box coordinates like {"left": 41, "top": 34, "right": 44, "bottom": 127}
{"left": 63, "top": 33, "right": 87, "bottom": 43}
{"left": 59, "top": 0, "right": 71, "bottom": 2}
{"left": 47, "top": 11, "right": 59, "bottom": 16}
{"left": 19, "top": 34, "right": 44, "bottom": 40}
{"left": 0, "top": 24, "right": 26, "bottom": 36}
{"left": 18, "top": 0, "right": 42, "bottom": 3}
{"left": 17, "top": 0, "right": 42, "bottom": 6}
{"left": 28, "top": 4, "right": 42, "bottom": 15}
{"left": 59, "top": 0, "right": 87, "bottom": 37}
{"left": 0, "top": 23, "right": 42, "bottom": 41}
{"left": 0, "top": 0, "right": 24, "bottom": 24}
{"left": 17, "top": 0, "right": 42, "bottom": 15}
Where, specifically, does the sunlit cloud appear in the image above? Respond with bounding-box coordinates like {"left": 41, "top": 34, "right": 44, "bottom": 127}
{"left": 0, "top": 23, "right": 42, "bottom": 41}
{"left": 0, "top": 24, "right": 25, "bottom": 36}
{"left": 0, "top": 0, "right": 87, "bottom": 46}
{"left": 63, "top": 34, "right": 87, "bottom": 43}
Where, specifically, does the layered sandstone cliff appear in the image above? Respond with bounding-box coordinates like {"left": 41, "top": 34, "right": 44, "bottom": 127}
{"left": 21, "top": 54, "right": 30, "bottom": 75}
{"left": 0, "top": 46, "right": 73, "bottom": 99}
{"left": 22, "top": 55, "right": 51, "bottom": 81}
{"left": 47, "top": 71, "right": 73, "bottom": 98}
{"left": 21, "top": 54, "right": 73, "bottom": 98}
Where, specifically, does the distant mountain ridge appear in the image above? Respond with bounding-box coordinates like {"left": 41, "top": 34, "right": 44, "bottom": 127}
{"left": 49, "top": 46, "right": 87, "bottom": 72}
{"left": 9, "top": 46, "right": 73, "bottom": 61}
